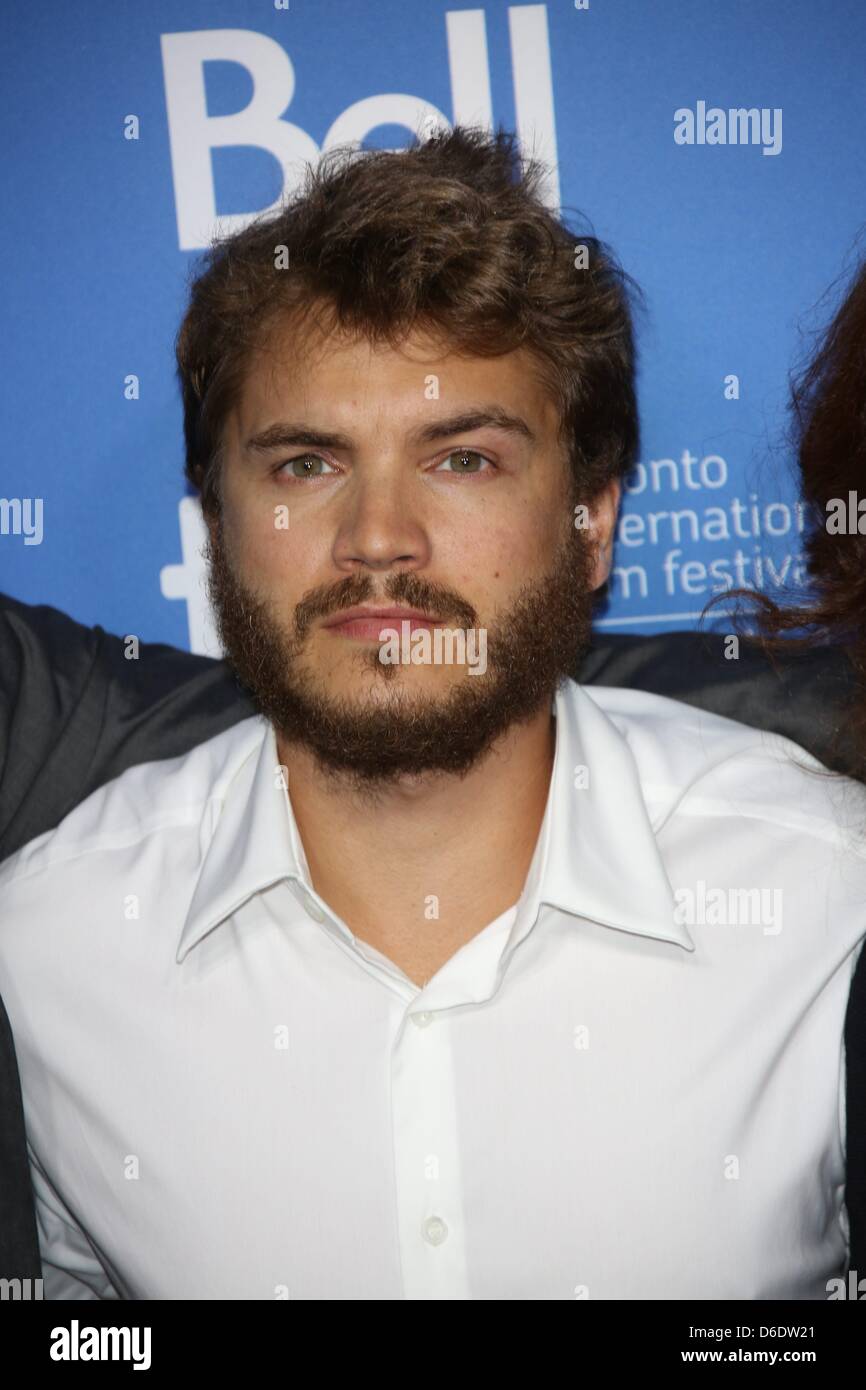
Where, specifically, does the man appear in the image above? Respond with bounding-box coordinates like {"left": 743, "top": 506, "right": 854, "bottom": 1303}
{"left": 1, "top": 126, "right": 864, "bottom": 1298}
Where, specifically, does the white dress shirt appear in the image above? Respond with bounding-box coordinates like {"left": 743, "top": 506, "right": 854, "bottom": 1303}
{"left": 1, "top": 677, "right": 865, "bottom": 1301}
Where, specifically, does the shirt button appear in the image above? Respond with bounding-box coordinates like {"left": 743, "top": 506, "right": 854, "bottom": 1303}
{"left": 412, "top": 1011, "right": 434, "bottom": 1028}
{"left": 422, "top": 1216, "right": 448, "bottom": 1246}
{"left": 304, "top": 897, "right": 325, "bottom": 922}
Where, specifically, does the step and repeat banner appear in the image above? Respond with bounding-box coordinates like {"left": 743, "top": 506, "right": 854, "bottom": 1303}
{"left": 3, "top": 0, "right": 865, "bottom": 650}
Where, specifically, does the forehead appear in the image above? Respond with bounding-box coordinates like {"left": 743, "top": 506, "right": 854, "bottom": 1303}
{"left": 232, "top": 312, "right": 560, "bottom": 438}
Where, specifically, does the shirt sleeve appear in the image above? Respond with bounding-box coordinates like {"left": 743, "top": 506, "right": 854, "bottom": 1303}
{"left": 0, "top": 591, "right": 256, "bottom": 862}
{"left": 28, "top": 1147, "right": 121, "bottom": 1301}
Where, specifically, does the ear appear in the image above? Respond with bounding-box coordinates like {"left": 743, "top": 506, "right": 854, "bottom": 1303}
{"left": 587, "top": 479, "right": 621, "bottom": 591}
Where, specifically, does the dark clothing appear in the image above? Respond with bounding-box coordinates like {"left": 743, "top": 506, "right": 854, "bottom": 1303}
{"left": 1, "top": 590, "right": 863, "bottom": 1283}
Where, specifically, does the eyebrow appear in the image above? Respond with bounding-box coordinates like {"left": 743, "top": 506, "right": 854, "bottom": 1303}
{"left": 243, "top": 406, "right": 537, "bottom": 454}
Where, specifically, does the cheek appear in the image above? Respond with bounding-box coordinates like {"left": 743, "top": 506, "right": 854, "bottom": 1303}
{"left": 440, "top": 512, "right": 544, "bottom": 614}
{"left": 222, "top": 493, "right": 317, "bottom": 589}
{"left": 461, "top": 497, "right": 562, "bottom": 581}
{"left": 441, "top": 520, "right": 509, "bottom": 590}
{"left": 439, "top": 489, "right": 561, "bottom": 586}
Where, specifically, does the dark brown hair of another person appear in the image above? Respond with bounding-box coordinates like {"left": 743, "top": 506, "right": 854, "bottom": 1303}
{"left": 703, "top": 254, "right": 866, "bottom": 780}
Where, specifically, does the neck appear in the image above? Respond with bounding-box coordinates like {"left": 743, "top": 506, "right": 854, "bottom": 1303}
{"left": 275, "top": 699, "right": 558, "bottom": 981}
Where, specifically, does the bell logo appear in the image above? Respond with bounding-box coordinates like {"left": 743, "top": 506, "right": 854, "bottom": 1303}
{"left": 160, "top": 5, "right": 561, "bottom": 252}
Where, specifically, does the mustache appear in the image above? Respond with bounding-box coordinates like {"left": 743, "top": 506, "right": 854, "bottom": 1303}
{"left": 293, "top": 573, "right": 477, "bottom": 639}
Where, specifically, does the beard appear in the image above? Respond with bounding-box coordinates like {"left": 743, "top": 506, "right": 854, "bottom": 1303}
{"left": 205, "top": 502, "right": 599, "bottom": 795}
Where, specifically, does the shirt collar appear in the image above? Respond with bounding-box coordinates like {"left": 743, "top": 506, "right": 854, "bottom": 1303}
{"left": 177, "top": 680, "right": 693, "bottom": 965}
{"left": 176, "top": 715, "right": 309, "bottom": 963}
{"left": 510, "top": 679, "right": 694, "bottom": 955}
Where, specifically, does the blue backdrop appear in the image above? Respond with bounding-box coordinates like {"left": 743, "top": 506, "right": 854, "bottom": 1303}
{"left": 3, "top": 0, "right": 865, "bottom": 653}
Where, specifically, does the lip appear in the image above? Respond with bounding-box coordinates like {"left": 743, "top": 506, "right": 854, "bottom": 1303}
{"left": 323, "top": 606, "right": 442, "bottom": 627}
{"left": 322, "top": 605, "right": 443, "bottom": 642}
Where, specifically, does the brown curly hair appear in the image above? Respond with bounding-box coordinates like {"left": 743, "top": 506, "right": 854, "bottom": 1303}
{"left": 174, "top": 123, "right": 642, "bottom": 518}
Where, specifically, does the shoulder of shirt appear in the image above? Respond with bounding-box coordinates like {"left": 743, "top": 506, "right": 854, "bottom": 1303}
{"left": 578, "top": 682, "right": 866, "bottom": 845}
{"left": 0, "top": 714, "right": 267, "bottom": 889}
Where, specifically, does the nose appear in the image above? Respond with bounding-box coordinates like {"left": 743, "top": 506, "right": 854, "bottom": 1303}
{"left": 331, "top": 468, "right": 433, "bottom": 574}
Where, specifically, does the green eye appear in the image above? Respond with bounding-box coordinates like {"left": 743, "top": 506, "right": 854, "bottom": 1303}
{"left": 282, "top": 454, "right": 332, "bottom": 478}
{"left": 440, "top": 450, "right": 489, "bottom": 474}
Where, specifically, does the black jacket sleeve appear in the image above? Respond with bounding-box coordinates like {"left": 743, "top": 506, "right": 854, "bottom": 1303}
{"left": 0, "top": 591, "right": 257, "bottom": 862}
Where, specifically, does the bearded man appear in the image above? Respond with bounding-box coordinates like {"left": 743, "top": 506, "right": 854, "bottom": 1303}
{"left": 1, "top": 127, "right": 864, "bottom": 1300}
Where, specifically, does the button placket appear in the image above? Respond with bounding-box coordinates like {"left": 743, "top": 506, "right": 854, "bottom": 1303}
{"left": 390, "top": 1006, "right": 470, "bottom": 1298}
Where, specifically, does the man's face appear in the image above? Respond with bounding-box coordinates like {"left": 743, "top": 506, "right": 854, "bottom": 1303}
{"left": 206, "top": 313, "right": 619, "bottom": 793}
